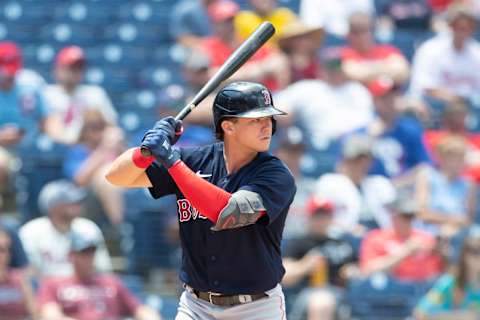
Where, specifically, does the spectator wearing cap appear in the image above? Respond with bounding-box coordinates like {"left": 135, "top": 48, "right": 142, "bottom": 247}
{"left": 0, "top": 41, "right": 51, "bottom": 194}
{"left": 200, "top": 0, "right": 291, "bottom": 90}
{"left": 409, "top": 3, "right": 480, "bottom": 126}
{"left": 277, "top": 19, "right": 324, "bottom": 82}
{"left": 37, "top": 231, "right": 161, "bottom": 320}
{"left": 43, "top": 46, "right": 118, "bottom": 145}
{"left": 19, "top": 180, "right": 111, "bottom": 279}
{"left": 283, "top": 195, "right": 357, "bottom": 320}
{"left": 0, "top": 226, "right": 37, "bottom": 320}
{"left": 360, "top": 191, "right": 444, "bottom": 281}
{"left": 63, "top": 109, "right": 125, "bottom": 226}
{"left": 234, "top": 0, "right": 297, "bottom": 46}
{"left": 415, "top": 225, "right": 480, "bottom": 319}
{"left": 341, "top": 12, "right": 410, "bottom": 96}
{"left": 414, "top": 134, "right": 476, "bottom": 238}
{"left": 169, "top": 0, "right": 216, "bottom": 49}
{"left": 424, "top": 100, "right": 480, "bottom": 182}
{"left": 275, "top": 47, "right": 374, "bottom": 153}
{"left": 313, "top": 134, "right": 396, "bottom": 234}
{"left": 353, "top": 78, "right": 431, "bottom": 179}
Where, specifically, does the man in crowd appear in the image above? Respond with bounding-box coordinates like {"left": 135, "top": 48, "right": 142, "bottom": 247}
{"left": 19, "top": 180, "right": 111, "bottom": 279}
{"left": 37, "top": 231, "right": 161, "bottom": 320}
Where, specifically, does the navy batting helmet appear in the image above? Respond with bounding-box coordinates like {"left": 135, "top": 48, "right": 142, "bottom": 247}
{"left": 213, "top": 81, "right": 286, "bottom": 138}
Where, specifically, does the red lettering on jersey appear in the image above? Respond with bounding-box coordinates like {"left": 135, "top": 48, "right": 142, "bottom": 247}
{"left": 178, "top": 199, "right": 192, "bottom": 222}
{"left": 177, "top": 199, "right": 208, "bottom": 222}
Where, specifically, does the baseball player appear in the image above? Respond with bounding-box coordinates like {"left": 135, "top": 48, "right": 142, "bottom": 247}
{"left": 106, "top": 81, "right": 296, "bottom": 319}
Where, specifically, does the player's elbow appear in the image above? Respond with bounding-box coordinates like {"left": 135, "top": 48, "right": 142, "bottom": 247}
{"left": 104, "top": 167, "right": 122, "bottom": 186}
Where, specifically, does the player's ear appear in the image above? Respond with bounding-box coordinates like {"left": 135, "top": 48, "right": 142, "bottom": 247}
{"left": 221, "top": 120, "right": 235, "bottom": 136}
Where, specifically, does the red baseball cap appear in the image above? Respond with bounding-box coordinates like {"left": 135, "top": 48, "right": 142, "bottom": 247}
{"left": 369, "top": 77, "right": 397, "bottom": 97}
{"left": 0, "top": 42, "right": 22, "bottom": 77}
{"left": 306, "top": 196, "right": 334, "bottom": 216}
{"left": 208, "top": 0, "right": 239, "bottom": 23}
{"left": 55, "top": 46, "right": 85, "bottom": 67}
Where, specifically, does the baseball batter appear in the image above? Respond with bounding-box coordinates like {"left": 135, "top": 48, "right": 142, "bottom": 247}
{"left": 106, "top": 81, "right": 296, "bottom": 319}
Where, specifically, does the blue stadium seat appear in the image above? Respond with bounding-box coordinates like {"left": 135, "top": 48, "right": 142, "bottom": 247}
{"left": 53, "top": 2, "right": 117, "bottom": 26}
{"left": 0, "top": 22, "right": 41, "bottom": 44}
{"left": 15, "top": 135, "right": 67, "bottom": 223}
{"left": 346, "top": 274, "right": 426, "bottom": 320}
{"left": 40, "top": 23, "right": 102, "bottom": 46}
{"left": 104, "top": 22, "right": 169, "bottom": 46}
{"left": 0, "top": 1, "right": 52, "bottom": 25}
{"left": 85, "top": 65, "right": 133, "bottom": 95}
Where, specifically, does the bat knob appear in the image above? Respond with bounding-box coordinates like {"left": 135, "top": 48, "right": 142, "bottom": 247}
{"left": 140, "top": 146, "right": 153, "bottom": 157}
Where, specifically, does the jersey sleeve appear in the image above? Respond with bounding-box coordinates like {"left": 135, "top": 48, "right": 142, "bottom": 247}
{"left": 146, "top": 161, "right": 177, "bottom": 198}
{"left": 240, "top": 158, "right": 296, "bottom": 225}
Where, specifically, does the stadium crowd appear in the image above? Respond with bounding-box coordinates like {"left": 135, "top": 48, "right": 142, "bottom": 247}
{"left": 2, "top": 0, "right": 480, "bottom": 319}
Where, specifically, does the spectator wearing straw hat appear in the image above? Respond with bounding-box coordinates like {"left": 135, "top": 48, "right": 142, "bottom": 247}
{"left": 277, "top": 19, "right": 324, "bottom": 82}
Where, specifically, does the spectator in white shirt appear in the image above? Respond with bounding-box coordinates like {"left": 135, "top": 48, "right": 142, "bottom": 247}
{"left": 299, "top": 0, "right": 374, "bottom": 38}
{"left": 19, "top": 180, "right": 112, "bottom": 279}
{"left": 275, "top": 47, "right": 374, "bottom": 151}
{"left": 43, "top": 46, "right": 118, "bottom": 145}
{"left": 313, "top": 134, "right": 396, "bottom": 235}
{"left": 410, "top": 4, "right": 480, "bottom": 105}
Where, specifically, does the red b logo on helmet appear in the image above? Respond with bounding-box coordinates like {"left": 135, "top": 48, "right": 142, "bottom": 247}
{"left": 262, "top": 89, "right": 271, "bottom": 106}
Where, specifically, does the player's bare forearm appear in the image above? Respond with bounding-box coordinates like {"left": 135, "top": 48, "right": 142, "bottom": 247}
{"left": 105, "top": 148, "right": 152, "bottom": 188}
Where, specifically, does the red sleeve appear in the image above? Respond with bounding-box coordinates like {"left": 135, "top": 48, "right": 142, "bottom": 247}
{"left": 114, "top": 277, "right": 141, "bottom": 316}
{"left": 168, "top": 161, "right": 231, "bottom": 223}
{"left": 37, "top": 278, "right": 58, "bottom": 306}
{"left": 359, "top": 230, "right": 385, "bottom": 272}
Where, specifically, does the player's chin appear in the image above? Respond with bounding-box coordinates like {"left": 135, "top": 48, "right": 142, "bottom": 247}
{"left": 257, "top": 137, "right": 271, "bottom": 151}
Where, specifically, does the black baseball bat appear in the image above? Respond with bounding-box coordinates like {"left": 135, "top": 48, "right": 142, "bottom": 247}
{"left": 141, "top": 21, "right": 276, "bottom": 157}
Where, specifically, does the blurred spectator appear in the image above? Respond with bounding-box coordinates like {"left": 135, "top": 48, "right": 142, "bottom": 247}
{"left": 414, "top": 225, "right": 480, "bottom": 319}
{"left": 0, "top": 226, "right": 37, "bottom": 320}
{"left": 415, "top": 134, "right": 475, "bottom": 237}
{"left": 43, "top": 46, "right": 118, "bottom": 145}
{"left": 0, "top": 221, "right": 28, "bottom": 270}
{"left": 275, "top": 127, "right": 315, "bottom": 237}
{"left": 342, "top": 12, "right": 410, "bottom": 95}
{"left": 38, "top": 231, "right": 161, "bottom": 320}
{"left": 359, "top": 79, "right": 430, "bottom": 179}
{"left": 63, "top": 109, "right": 125, "bottom": 226}
{"left": 201, "top": 0, "right": 291, "bottom": 90}
{"left": 234, "top": 0, "right": 297, "bottom": 45}
{"left": 299, "top": 0, "right": 374, "bottom": 38}
{"left": 424, "top": 100, "right": 480, "bottom": 182}
{"left": 0, "top": 41, "right": 51, "bottom": 190}
{"left": 275, "top": 47, "right": 374, "bottom": 149}
{"left": 169, "top": 0, "right": 216, "bottom": 48}
{"left": 19, "top": 180, "right": 112, "bottom": 279}
{"left": 283, "top": 196, "right": 357, "bottom": 320}
{"left": 313, "top": 134, "right": 396, "bottom": 234}
{"left": 409, "top": 4, "right": 480, "bottom": 109}
{"left": 360, "top": 191, "right": 444, "bottom": 281}
{"left": 277, "top": 19, "right": 324, "bottom": 82}
{"left": 376, "top": 0, "right": 433, "bottom": 32}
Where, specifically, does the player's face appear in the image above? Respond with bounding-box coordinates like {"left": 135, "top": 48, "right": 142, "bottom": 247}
{"left": 229, "top": 116, "right": 273, "bottom": 152}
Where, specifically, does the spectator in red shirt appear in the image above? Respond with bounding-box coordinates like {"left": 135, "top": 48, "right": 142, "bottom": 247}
{"left": 341, "top": 12, "right": 410, "bottom": 95}
{"left": 201, "top": 0, "right": 291, "bottom": 90}
{"left": 38, "top": 231, "right": 161, "bottom": 320}
{"left": 360, "top": 192, "right": 444, "bottom": 282}
{"left": 0, "top": 227, "right": 37, "bottom": 320}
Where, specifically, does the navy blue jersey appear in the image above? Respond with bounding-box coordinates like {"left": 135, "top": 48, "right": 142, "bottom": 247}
{"left": 146, "top": 142, "right": 296, "bottom": 294}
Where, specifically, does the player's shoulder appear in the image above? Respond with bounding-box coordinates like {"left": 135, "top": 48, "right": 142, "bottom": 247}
{"left": 71, "top": 217, "right": 102, "bottom": 233}
{"left": 256, "top": 152, "right": 296, "bottom": 182}
{"left": 180, "top": 141, "right": 221, "bottom": 159}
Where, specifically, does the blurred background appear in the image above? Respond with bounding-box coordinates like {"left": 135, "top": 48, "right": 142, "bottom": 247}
{"left": 2, "top": 0, "right": 480, "bottom": 319}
